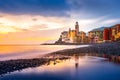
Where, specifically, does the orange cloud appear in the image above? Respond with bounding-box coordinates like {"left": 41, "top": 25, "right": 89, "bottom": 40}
{"left": 0, "top": 13, "right": 67, "bottom": 34}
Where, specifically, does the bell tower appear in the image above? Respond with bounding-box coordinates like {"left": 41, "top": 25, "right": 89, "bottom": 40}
{"left": 75, "top": 22, "right": 79, "bottom": 36}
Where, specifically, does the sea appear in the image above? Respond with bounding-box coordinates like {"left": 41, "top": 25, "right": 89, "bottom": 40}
{"left": 0, "top": 45, "right": 120, "bottom": 80}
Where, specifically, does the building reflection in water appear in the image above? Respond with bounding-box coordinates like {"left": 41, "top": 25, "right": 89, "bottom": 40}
{"left": 74, "top": 54, "right": 79, "bottom": 69}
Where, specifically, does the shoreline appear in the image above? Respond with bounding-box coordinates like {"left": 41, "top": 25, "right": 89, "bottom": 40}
{"left": 46, "top": 42, "right": 117, "bottom": 54}
{"left": 48, "top": 42, "right": 120, "bottom": 56}
{"left": 41, "top": 42, "right": 120, "bottom": 46}
{"left": 0, "top": 56, "right": 69, "bottom": 76}
{"left": 41, "top": 43, "right": 93, "bottom": 45}
{"left": 47, "top": 42, "right": 120, "bottom": 63}
{"left": 0, "top": 42, "right": 120, "bottom": 76}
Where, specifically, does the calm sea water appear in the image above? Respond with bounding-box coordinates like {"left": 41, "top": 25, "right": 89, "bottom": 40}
{"left": 0, "top": 45, "right": 89, "bottom": 61}
{"left": 0, "top": 45, "right": 120, "bottom": 80}
{"left": 0, "top": 56, "right": 120, "bottom": 80}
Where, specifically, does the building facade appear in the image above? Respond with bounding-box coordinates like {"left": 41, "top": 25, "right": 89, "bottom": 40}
{"left": 103, "top": 24, "right": 120, "bottom": 42}
{"left": 88, "top": 30, "right": 103, "bottom": 43}
{"left": 59, "top": 22, "right": 87, "bottom": 43}
{"left": 57, "top": 22, "right": 120, "bottom": 44}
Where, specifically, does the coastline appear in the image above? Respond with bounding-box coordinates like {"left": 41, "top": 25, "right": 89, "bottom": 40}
{"left": 41, "top": 41, "right": 120, "bottom": 45}
{"left": 41, "top": 42, "right": 91, "bottom": 45}
{"left": 0, "top": 56, "right": 69, "bottom": 76}
{"left": 46, "top": 42, "right": 120, "bottom": 63}
{"left": 0, "top": 42, "right": 120, "bottom": 76}
{"left": 48, "top": 42, "right": 120, "bottom": 55}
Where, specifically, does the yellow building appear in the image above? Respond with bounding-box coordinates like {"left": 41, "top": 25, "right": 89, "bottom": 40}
{"left": 111, "top": 24, "right": 120, "bottom": 41}
{"left": 78, "top": 31, "right": 86, "bottom": 43}
{"left": 59, "top": 21, "right": 88, "bottom": 43}
{"left": 115, "top": 32, "right": 120, "bottom": 41}
{"left": 69, "top": 30, "right": 77, "bottom": 42}
{"left": 68, "top": 22, "right": 87, "bottom": 43}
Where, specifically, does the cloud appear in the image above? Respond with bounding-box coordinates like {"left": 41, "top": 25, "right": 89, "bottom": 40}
{"left": 0, "top": 15, "right": 3, "bottom": 18}
{"left": 67, "top": 0, "right": 120, "bottom": 19}
{"left": 32, "top": 18, "right": 38, "bottom": 21}
{"left": 11, "top": 26, "right": 29, "bottom": 32}
{"left": 0, "top": 12, "right": 119, "bottom": 33}
{"left": 0, "top": 25, "right": 16, "bottom": 34}
{"left": 0, "top": 0, "right": 120, "bottom": 44}
{"left": 0, "top": 0, "right": 70, "bottom": 17}
{"left": 0, "top": 13, "right": 68, "bottom": 33}
{"left": 0, "top": 27, "right": 65, "bottom": 44}
{"left": 65, "top": 15, "right": 120, "bottom": 32}
{"left": 30, "top": 24, "right": 48, "bottom": 30}
{"left": 101, "top": 19, "right": 120, "bottom": 24}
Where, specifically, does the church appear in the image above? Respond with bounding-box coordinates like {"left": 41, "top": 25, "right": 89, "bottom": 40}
{"left": 60, "top": 22, "right": 88, "bottom": 43}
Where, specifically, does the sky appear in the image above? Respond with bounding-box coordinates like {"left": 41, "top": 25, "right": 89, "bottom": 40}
{"left": 0, "top": 0, "right": 120, "bottom": 44}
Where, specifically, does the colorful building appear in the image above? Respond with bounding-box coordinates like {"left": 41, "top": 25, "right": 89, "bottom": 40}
{"left": 103, "top": 28, "right": 112, "bottom": 42}
{"left": 103, "top": 24, "right": 120, "bottom": 42}
{"left": 59, "top": 22, "right": 87, "bottom": 43}
{"left": 88, "top": 30, "right": 103, "bottom": 43}
{"left": 69, "top": 30, "right": 77, "bottom": 42}
{"left": 77, "top": 31, "right": 87, "bottom": 43}
{"left": 61, "top": 31, "right": 69, "bottom": 42}
{"left": 57, "top": 22, "right": 120, "bottom": 44}
{"left": 113, "top": 24, "right": 120, "bottom": 41}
